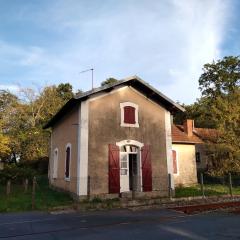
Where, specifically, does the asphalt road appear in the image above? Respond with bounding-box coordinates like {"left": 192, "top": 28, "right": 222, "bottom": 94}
{"left": 0, "top": 208, "right": 240, "bottom": 239}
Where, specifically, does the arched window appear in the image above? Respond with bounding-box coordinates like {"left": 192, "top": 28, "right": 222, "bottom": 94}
{"left": 120, "top": 102, "right": 139, "bottom": 127}
{"left": 65, "top": 144, "right": 71, "bottom": 180}
{"left": 53, "top": 148, "right": 58, "bottom": 179}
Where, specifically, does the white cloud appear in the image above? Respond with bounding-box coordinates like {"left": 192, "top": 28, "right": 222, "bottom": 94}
{"left": 0, "top": 0, "right": 232, "bottom": 103}
{"left": 0, "top": 84, "right": 19, "bottom": 92}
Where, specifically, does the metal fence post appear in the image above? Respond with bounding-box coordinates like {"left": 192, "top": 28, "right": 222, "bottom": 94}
{"left": 6, "top": 180, "right": 11, "bottom": 196}
{"left": 229, "top": 173, "right": 233, "bottom": 197}
{"left": 200, "top": 173, "right": 205, "bottom": 198}
{"left": 168, "top": 174, "right": 172, "bottom": 199}
{"left": 32, "top": 176, "right": 36, "bottom": 210}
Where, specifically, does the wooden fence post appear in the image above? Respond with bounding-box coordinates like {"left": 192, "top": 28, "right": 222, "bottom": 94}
{"left": 200, "top": 173, "right": 205, "bottom": 198}
{"left": 229, "top": 173, "right": 233, "bottom": 197}
{"left": 6, "top": 180, "right": 11, "bottom": 196}
{"left": 32, "top": 176, "right": 36, "bottom": 210}
{"left": 24, "top": 179, "right": 29, "bottom": 193}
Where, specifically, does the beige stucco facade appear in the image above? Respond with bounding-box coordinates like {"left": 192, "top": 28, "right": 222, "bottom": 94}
{"left": 49, "top": 105, "right": 79, "bottom": 194}
{"left": 48, "top": 85, "right": 174, "bottom": 198}
{"left": 87, "top": 86, "right": 170, "bottom": 196}
{"left": 172, "top": 144, "right": 198, "bottom": 186}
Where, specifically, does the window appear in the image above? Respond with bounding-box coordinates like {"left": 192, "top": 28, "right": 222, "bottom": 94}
{"left": 65, "top": 144, "right": 71, "bottom": 180}
{"left": 196, "top": 152, "right": 201, "bottom": 163}
{"left": 53, "top": 148, "right": 58, "bottom": 179}
{"left": 120, "top": 153, "right": 128, "bottom": 175}
{"left": 120, "top": 102, "right": 139, "bottom": 127}
{"left": 172, "top": 150, "right": 178, "bottom": 175}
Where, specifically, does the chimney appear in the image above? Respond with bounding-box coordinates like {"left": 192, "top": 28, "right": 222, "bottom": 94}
{"left": 183, "top": 119, "right": 194, "bottom": 137}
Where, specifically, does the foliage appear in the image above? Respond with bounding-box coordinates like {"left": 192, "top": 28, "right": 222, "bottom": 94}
{"left": 0, "top": 164, "right": 36, "bottom": 183}
{"left": 0, "top": 83, "right": 74, "bottom": 163}
{"left": 101, "top": 77, "right": 118, "bottom": 86}
{"left": 174, "top": 56, "right": 240, "bottom": 175}
{"left": 0, "top": 121, "right": 10, "bottom": 157}
{"left": 19, "top": 157, "right": 49, "bottom": 174}
{"left": 56, "top": 83, "right": 74, "bottom": 102}
{"left": 199, "top": 56, "right": 240, "bottom": 98}
{"left": 174, "top": 98, "right": 216, "bottom": 128}
{"left": 198, "top": 56, "right": 240, "bottom": 175}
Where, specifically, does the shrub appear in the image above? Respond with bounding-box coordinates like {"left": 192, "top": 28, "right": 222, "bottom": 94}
{"left": 18, "top": 157, "right": 49, "bottom": 174}
{"left": 0, "top": 164, "right": 36, "bottom": 183}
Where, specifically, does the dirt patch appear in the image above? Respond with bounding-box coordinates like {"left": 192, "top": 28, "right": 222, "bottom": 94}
{"left": 169, "top": 201, "right": 240, "bottom": 214}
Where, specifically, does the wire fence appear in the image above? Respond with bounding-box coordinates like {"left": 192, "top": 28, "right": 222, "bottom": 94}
{"left": 1, "top": 173, "right": 240, "bottom": 212}
{"left": 174, "top": 173, "right": 240, "bottom": 198}
{"left": 0, "top": 175, "right": 73, "bottom": 212}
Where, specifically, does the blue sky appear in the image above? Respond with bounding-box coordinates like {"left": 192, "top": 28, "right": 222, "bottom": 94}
{"left": 0, "top": 0, "right": 239, "bottom": 103}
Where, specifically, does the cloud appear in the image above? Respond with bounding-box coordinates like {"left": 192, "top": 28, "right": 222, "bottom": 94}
{"left": 0, "top": 0, "right": 232, "bottom": 103}
{"left": 0, "top": 84, "right": 19, "bottom": 92}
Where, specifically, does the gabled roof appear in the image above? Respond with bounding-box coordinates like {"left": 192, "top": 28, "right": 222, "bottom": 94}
{"left": 172, "top": 125, "right": 203, "bottom": 144}
{"left": 44, "top": 76, "right": 185, "bottom": 129}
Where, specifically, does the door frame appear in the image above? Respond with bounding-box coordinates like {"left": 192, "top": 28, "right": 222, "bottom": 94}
{"left": 116, "top": 140, "right": 144, "bottom": 192}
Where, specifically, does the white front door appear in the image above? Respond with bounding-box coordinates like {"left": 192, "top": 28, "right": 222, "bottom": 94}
{"left": 120, "top": 152, "right": 129, "bottom": 192}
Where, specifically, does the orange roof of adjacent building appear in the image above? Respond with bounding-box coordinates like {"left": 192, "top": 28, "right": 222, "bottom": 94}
{"left": 172, "top": 119, "right": 219, "bottom": 144}
{"left": 171, "top": 124, "right": 203, "bottom": 144}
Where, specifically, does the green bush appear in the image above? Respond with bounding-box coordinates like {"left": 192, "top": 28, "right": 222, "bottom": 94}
{"left": 0, "top": 164, "right": 36, "bottom": 183}
{"left": 18, "top": 157, "right": 49, "bottom": 174}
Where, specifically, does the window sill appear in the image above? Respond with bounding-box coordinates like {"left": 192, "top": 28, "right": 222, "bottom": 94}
{"left": 65, "top": 177, "right": 70, "bottom": 182}
{"left": 120, "top": 123, "right": 139, "bottom": 128}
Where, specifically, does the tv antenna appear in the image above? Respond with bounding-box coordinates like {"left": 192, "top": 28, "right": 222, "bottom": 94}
{"left": 79, "top": 68, "right": 94, "bottom": 90}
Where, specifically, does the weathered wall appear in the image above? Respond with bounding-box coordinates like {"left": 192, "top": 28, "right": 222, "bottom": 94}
{"left": 173, "top": 144, "right": 198, "bottom": 186}
{"left": 88, "top": 86, "right": 169, "bottom": 196}
{"left": 50, "top": 105, "right": 79, "bottom": 194}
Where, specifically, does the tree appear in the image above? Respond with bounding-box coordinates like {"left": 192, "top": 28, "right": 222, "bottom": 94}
{"left": 199, "top": 56, "right": 240, "bottom": 98}
{"left": 56, "top": 83, "right": 74, "bottom": 102}
{"left": 198, "top": 56, "right": 240, "bottom": 175}
{"left": 0, "top": 120, "right": 10, "bottom": 157}
{"left": 174, "top": 98, "right": 216, "bottom": 128}
{"left": 101, "top": 77, "right": 118, "bottom": 86}
{"left": 0, "top": 83, "right": 74, "bottom": 162}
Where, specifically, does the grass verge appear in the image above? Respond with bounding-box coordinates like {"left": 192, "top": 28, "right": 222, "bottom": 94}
{"left": 175, "top": 184, "right": 240, "bottom": 198}
{"left": 0, "top": 176, "right": 73, "bottom": 212}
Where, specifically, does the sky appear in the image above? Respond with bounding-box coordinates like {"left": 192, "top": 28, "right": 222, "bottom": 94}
{"left": 0, "top": 0, "right": 240, "bottom": 104}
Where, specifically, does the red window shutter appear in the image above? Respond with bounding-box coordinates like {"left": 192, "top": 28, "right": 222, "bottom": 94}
{"left": 109, "top": 144, "right": 120, "bottom": 193}
{"left": 65, "top": 147, "right": 70, "bottom": 178}
{"left": 172, "top": 150, "right": 177, "bottom": 174}
{"left": 141, "top": 145, "right": 152, "bottom": 192}
{"left": 124, "top": 106, "right": 136, "bottom": 124}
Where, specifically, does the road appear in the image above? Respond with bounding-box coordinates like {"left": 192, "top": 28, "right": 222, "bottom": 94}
{"left": 0, "top": 208, "right": 239, "bottom": 239}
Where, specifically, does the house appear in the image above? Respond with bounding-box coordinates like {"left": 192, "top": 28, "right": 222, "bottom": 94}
{"left": 171, "top": 120, "right": 203, "bottom": 186}
{"left": 193, "top": 127, "right": 219, "bottom": 172}
{"left": 171, "top": 121, "right": 219, "bottom": 184}
{"left": 44, "top": 76, "right": 186, "bottom": 199}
